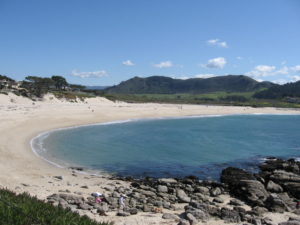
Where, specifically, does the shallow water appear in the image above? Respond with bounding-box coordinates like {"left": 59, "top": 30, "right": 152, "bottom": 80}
{"left": 33, "top": 115, "right": 300, "bottom": 180}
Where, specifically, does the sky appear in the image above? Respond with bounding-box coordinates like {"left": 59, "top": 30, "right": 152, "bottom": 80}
{"left": 0, "top": 0, "right": 300, "bottom": 86}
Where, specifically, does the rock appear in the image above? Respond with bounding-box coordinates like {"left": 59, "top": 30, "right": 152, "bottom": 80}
{"left": 279, "top": 222, "right": 300, "bottom": 225}
{"left": 253, "top": 218, "right": 262, "bottom": 225}
{"left": 220, "top": 207, "right": 240, "bottom": 223}
{"left": 80, "top": 185, "right": 88, "bottom": 189}
{"left": 138, "top": 189, "right": 157, "bottom": 198}
{"left": 143, "top": 204, "right": 152, "bottom": 212}
{"left": 159, "top": 178, "right": 178, "bottom": 184}
{"left": 53, "top": 176, "right": 63, "bottom": 180}
{"left": 267, "top": 180, "right": 284, "bottom": 193}
{"left": 129, "top": 208, "right": 138, "bottom": 215}
{"left": 177, "top": 219, "right": 190, "bottom": 225}
{"left": 252, "top": 206, "right": 269, "bottom": 216}
{"left": 213, "top": 197, "right": 224, "bottom": 203}
{"left": 176, "top": 189, "right": 191, "bottom": 203}
{"left": 262, "top": 217, "right": 277, "bottom": 225}
{"left": 265, "top": 193, "right": 293, "bottom": 213}
{"left": 270, "top": 170, "right": 300, "bottom": 183}
{"left": 185, "top": 207, "right": 209, "bottom": 222}
{"left": 221, "top": 167, "right": 256, "bottom": 186}
{"left": 229, "top": 198, "right": 243, "bottom": 206}
{"left": 284, "top": 182, "right": 300, "bottom": 199}
{"left": 157, "top": 185, "right": 168, "bottom": 193}
{"left": 186, "top": 213, "right": 198, "bottom": 225}
{"left": 210, "top": 187, "right": 222, "bottom": 197}
{"left": 116, "top": 211, "right": 130, "bottom": 216}
{"left": 78, "top": 203, "right": 91, "bottom": 210}
{"left": 162, "top": 213, "right": 179, "bottom": 220}
{"left": 195, "top": 186, "right": 210, "bottom": 195}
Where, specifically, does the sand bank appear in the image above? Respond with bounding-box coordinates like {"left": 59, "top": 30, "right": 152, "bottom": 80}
{"left": 1, "top": 93, "right": 300, "bottom": 225}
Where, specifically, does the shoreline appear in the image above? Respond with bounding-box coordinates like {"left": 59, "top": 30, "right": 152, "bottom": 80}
{"left": 2, "top": 93, "right": 300, "bottom": 224}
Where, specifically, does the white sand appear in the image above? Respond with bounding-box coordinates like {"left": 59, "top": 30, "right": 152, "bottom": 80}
{"left": 1, "top": 93, "right": 300, "bottom": 225}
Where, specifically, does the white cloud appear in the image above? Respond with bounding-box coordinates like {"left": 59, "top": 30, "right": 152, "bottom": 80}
{"left": 203, "top": 57, "right": 226, "bottom": 69}
{"left": 71, "top": 70, "right": 108, "bottom": 78}
{"left": 194, "top": 74, "right": 216, "bottom": 79}
{"left": 207, "top": 39, "right": 228, "bottom": 48}
{"left": 291, "top": 75, "right": 300, "bottom": 82}
{"left": 236, "top": 56, "right": 243, "bottom": 60}
{"left": 177, "top": 76, "right": 190, "bottom": 80}
{"left": 153, "top": 60, "right": 173, "bottom": 68}
{"left": 291, "top": 65, "right": 300, "bottom": 73}
{"left": 122, "top": 60, "right": 135, "bottom": 66}
{"left": 272, "top": 79, "right": 288, "bottom": 85}
{"left": 246, "top": 65, "right": 291, "bottom": 78}
{"left": 245, "top": 65, "right": 276, "bottom": 77}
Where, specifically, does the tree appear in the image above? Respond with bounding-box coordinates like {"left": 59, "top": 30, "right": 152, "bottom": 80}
{"left": 21, "top": 76, "right": 54, "bottom": 97}
{"left": 51, "top": 75, "right": 68, "bottom": 90}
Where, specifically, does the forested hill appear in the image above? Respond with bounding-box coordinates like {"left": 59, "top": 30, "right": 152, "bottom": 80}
{"left": 105, "top": 75, "right": 274, "bottom": 94}
{"left": 254, "top": 80, "right": 300, "bottom": 99}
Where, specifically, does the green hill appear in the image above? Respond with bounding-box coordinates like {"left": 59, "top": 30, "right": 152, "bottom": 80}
{"left": 254, "top": 80, "right": 300, "bottom": 99}
{"left": 105, "top": 75, "right": 274, "bottom": 94}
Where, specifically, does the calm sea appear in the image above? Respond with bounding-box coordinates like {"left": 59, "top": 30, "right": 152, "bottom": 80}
{"left": 32, "top": 115, "right": 300, "bottom": 180}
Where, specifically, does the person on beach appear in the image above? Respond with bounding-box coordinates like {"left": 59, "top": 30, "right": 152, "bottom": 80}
{"left": 91, "top": 192, "right": 102, "bottom": 203}
{"left": 119, "top": 194, "right": 126, "bottom": 210}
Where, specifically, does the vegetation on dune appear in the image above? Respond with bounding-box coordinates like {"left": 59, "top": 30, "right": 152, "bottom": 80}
{"left": 0, "top": 188, "right": 113, "bottom": 225}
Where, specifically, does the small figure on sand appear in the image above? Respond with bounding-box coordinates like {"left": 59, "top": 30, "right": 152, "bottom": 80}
{"left": 119, "top": 194, "right": 126, "bottom": 210}
{"left": 91, "top": 192, "right": 103, "bottom": 203}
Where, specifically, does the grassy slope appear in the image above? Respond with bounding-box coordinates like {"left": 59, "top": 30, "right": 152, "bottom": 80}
{"left": 102, "top": 91, "right": 300, "bottom": 108}
{"left": 0, "top": 189, "right": 112, "bottom": 225}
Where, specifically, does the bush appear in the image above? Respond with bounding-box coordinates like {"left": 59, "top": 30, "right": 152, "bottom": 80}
{"left": 0, "top": 189, "right": 113, "bottom": 225}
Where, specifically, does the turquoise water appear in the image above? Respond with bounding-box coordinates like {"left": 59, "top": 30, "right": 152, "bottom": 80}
{"left": 34, "top": 115, "right": 300, "bottom": 180}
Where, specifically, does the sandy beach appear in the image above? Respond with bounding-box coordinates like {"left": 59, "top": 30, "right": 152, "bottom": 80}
{"left": 1, "top": 93, "right": 300, "bottom": 225}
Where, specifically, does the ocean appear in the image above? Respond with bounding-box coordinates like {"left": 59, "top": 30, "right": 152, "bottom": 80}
{"left": 32, "top": 114, "right": 300, "bottom": 180}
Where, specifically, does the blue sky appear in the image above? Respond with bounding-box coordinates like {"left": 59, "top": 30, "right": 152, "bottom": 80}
{"left": 0, "top": 0, "right": 300, "bottom": 86}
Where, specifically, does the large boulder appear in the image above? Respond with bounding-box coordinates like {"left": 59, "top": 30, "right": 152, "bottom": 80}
{"left": 267, "top": 180, "right": 283, "bottom": 193}
{"left": 270, "top": 170, "right": 300, "bottom": 183}
{"left": 176, "top": 189, "right": 191, "bottom": 203}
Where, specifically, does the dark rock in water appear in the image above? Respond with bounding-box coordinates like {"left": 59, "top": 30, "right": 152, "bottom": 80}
{"left": 221, "top": 167, "right": 256, "bottom": 186}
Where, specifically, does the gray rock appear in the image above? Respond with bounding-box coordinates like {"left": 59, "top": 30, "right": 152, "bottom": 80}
{"left": 265, "top": 193, "right": 293, "bottom": 213}
{"left": 159, "top": 178, "right": 178, "bottom": 184}
{"left": 116, "top": 211, "right": 130, "bottom": 216}
{"left": 210, "top": 187, "right": 222, "bottom": 197}
{"left": 270, "top": 170, "right": 300, "bottom": 183}
{"left": 157, "top": 185, "right": 168, "bottom": 193}
{"left": 129, "top": 208, "right": 138, "bottom": 215}
{"left": 78, "top": 203, "right": 91, "bottom": 210}
{"left": 229, "top": 198, "right": 243, "bottom": 206}
{"left": 176, "top": 189, "right": 191, "bottom": 203}
{"left": 185, "top": 208, "right": 209, "bottom": 222}
{"left": 177, "top": 219, "right": 190, "bottom": 225}
{"left": 267, "top": 180, "right": 284, "bottom": 193}
{"left": 252, "top": 206, "right": 269, "bottom": 216}
{"left": 196, "top": 186, "right": 210, "bottom": 195}
{"left": 139, "top": 189, "right": 157, "bottom": 198}
{"left": 220, "top": 207, "right": 240, "bottom": 223}
{"left": 162, "top": 213, "right": 179, "bottom": 220}
{"left": 186, "top": 213, "right": 198, "bottom": 225}
{"left": 53, "top": 176, "right": 63, "bottom": 180}
{"left": 279, "top": 222, "right": 300, "bottom": 225}
{"left": 213, "top": 197, "right": 224, "bottom": 203}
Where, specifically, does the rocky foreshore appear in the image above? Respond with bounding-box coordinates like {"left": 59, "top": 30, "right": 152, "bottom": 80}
{"left": 46, "top": 158, "right": 300, "bottom": 225}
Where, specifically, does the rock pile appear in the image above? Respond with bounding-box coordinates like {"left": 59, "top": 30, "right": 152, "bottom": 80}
{"left": 46, "top": 158, "right": 300, "bottom": 224}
